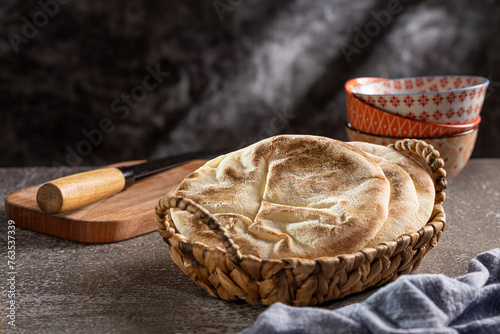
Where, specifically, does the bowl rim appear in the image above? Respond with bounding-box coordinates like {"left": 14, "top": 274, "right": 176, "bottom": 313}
{"left": 345, "top": 121, "right": 479, "bottom": 140}
{"left": 350, "top": 75, "right": 489, "bottom": 97}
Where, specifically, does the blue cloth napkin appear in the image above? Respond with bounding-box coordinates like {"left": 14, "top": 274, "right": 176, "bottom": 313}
{"left": 242, "top": 248, "right": 500, "bottom": 334}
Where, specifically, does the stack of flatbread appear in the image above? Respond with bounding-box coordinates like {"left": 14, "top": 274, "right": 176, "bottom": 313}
{"left": 170, "top": 135, "right": 435, "bottom": 260}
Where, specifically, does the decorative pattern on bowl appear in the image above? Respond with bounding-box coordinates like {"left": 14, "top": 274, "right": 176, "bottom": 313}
{"left": 345, "top": 78, "right": 481, "bottom": 137}
{"left": 350, "top": 76, "right": 489, "bottom": 124}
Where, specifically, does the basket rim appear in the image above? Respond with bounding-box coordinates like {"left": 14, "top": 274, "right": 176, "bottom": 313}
{"left": 158, "top": 138, "right": 447, "bottom": 265}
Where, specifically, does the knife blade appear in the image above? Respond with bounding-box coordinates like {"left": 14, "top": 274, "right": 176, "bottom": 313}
{"left": 36, "top": 149, "right": 226, "bottom": 214}
{"left": 117, "top": 150, "right": 222, "bottom": 188}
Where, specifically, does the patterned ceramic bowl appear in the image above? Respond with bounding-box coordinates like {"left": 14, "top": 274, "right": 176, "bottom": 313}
{"left": 345, "top": 122, "right": 479, "bottom": 179}
{"left": 350, "top": 75, "right": 489, "bottom": 124}
{"left": 345, "top": 78, "right": 481, "bottom": 137}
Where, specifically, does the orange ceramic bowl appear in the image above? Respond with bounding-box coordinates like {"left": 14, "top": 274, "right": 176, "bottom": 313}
{"left": 345, "top": 78, "right": 481, "bottom": 137}
{"left": 345, "top": 122, "right": 479, "bottom": 179}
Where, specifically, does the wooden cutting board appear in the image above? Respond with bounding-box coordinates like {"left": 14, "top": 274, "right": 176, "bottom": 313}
{"left": 5, "top": 160, "right": 206, "bottom": 243}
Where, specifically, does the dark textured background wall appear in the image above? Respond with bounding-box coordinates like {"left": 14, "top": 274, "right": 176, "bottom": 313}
{"left": 1, "top": 0, "right": 499, "bottom": 167}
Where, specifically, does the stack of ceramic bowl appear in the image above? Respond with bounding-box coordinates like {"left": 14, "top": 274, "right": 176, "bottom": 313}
{"left": 345, "top": 76, "right": 489, "bottom": 178}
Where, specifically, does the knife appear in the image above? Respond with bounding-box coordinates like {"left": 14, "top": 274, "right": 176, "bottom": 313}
{"left": 36, "top": 149, "right": 225, "bottom": 214}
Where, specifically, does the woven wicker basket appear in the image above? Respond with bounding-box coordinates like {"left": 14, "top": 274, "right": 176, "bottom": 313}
{"left": 155, "top": 139, "right": 447, "bottom": 306}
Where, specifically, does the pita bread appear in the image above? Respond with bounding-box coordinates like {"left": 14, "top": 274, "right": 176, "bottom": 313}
{"left": 171, "top": 135, "right": 391, "bottom": 259}
{"left": 347, "top": 142, "right": 435, "bottom": 246}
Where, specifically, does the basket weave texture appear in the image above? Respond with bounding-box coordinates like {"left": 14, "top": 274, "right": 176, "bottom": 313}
{"left": 155, "top": 139, "right": 447, "bottom": 306}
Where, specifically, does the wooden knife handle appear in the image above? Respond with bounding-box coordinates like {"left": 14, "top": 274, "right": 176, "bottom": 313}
{"left": 36, "top": 168, "right": 126, "bottom": 214}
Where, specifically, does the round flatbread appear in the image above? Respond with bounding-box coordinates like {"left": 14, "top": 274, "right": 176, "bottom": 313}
{"left": 347, "top": 142, "right": 435, "bottom": 246}
{"left": 171, "top": 135, "right": 391, "bottom": 259}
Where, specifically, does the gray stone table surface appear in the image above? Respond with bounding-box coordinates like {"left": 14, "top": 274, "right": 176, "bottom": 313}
{"left": 1, "top": 159, "right": 499, "bottom": 334}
